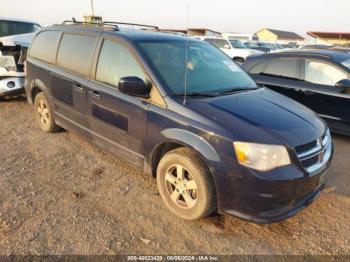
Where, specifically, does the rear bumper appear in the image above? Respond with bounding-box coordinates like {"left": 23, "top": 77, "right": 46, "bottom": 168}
{"left": 0, "top": 77, "right": 25, "bottom": 97}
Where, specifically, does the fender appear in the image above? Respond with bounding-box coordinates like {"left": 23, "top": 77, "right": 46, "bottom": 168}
{"left": 145, "top": 128, "right": 221, "bottom": 176}
{"left": 160, "top": 128, "right": 220, "bottom": 162}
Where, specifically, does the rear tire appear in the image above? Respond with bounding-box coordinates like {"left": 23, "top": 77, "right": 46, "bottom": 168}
{"left": 33, "top": 92, "right": 60, "bottom": 133}
{"left": 157, "top": 148, "right": 216, "bottom": 220}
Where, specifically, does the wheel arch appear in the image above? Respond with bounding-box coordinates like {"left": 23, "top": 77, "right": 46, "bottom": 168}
{"left": 28, "top": 79, "right": 49, "bottom": 105}
{"left": 148, "top": 129, "right": 220, "bottom": 178}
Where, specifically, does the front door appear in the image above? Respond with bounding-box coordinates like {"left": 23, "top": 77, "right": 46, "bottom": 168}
{"left": 300, "top": 59, "right": 350, "bottom": 133}
{"left": 86, "top": 38, "right": 149, "bottom": 168}
{"left": 251, "top": 57, "right": 303, "bottom": 102}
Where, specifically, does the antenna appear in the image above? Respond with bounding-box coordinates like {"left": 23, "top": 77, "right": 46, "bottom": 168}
{"left": 183, "top": 4, "right": 190, "bottom": 106}
{"left": 90, "top": 0, "right": 95, "bottom": 17}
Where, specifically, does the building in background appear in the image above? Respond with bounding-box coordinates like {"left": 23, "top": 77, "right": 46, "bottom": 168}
{"left": 307, "top": 32, "right": 350, "bottom": 46}
{"left": 256, "top": 28, "right": 304, "bottom": 44}
{"left": 222, "top": 32, "right": 258, "bottom": 41}
{"left": 159, "top": 28, "right": 221, "bottom": 37}
{"left": 187, "top": 28, "right": 221, "bottom": 37}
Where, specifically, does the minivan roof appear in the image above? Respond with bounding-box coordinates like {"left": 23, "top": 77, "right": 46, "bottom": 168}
{"left": 43, "top": 24, "right": 188, "bottom": 42}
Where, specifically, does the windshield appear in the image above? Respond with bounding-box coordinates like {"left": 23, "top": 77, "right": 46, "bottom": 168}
{"left": 341, "top": 58, "right": 350, "bottom": 70}
{"left": 257, "top": 42, "right": 269, "bottom": 48}
{"left": 0, "top": 20, "right": 40, "bottom": 37}
{"left": 229, "top": 40, "right": 246, "bottom": 49}
{"left": 245, "top": 41, "right": 258, "bottom": 48}
{"left": 138, "top": 40, "right": 257, "bottom": 95}
{"left": 204, "top": 38, "right": 230, "bottom": 49}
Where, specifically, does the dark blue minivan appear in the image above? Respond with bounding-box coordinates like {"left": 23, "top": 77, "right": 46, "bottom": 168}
{"left": 25, "top": 21, "right": 333, "bottom": 223}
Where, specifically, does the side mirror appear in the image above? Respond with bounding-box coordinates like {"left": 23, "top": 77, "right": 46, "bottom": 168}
{"left": 336, "top": 79, "right": 350, "bottom": 94}
{"left": 224, "top": 44, "right": 231, "bottom": 49}
{"left": 118, "top": 76, "right": 151, "bottom": 98}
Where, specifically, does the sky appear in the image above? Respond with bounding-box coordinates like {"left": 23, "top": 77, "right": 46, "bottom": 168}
{"left": 1, "top": 0, "right": 350, "bottom": 37}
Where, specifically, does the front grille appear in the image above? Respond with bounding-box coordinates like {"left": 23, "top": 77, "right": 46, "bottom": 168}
{"left": 300, "top": 155, "right": 319, "bottom": 168}
{"left": 295, "top": 140, "right": 317, "bottom": 155}
{"left": 295, "top": 130, "right": 332, "bottom": 175}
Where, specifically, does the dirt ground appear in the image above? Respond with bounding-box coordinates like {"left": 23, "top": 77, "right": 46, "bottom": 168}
{"left": 0, "top": 97, "right": 349, "bottom": 256}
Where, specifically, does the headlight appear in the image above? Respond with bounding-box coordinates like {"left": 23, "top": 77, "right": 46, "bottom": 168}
{"left": 233, "top": 142, "right": 291, "bottom": 172}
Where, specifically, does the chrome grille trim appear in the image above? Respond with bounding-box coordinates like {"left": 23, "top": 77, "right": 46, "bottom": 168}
{"left": 296, "top": 130, "right": 332, "bottom": 176}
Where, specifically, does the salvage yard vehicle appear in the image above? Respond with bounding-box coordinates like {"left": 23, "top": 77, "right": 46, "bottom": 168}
{"left": 194, "top": 36, "right": 263, "bottom": 63}
{"left": 244, "top": 50, "right": 350, "bottom": 136}
{"left": 243, "top": 41, "right": 270, "bottom": 53}
{"left": 0, "top": 18, "right": 40, "bottom": 99}
{"left": 25, "top": 21, "right": 332, "bottom": 223}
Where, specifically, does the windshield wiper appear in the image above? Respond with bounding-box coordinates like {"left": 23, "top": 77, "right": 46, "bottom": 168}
{"left": 173, "top": 87, "right": 260, "bottom": 97}
{"left": 174, "top": 91, "right": 218, "bottom": 97}
{"left": 215, "top": 87, "right": 260, "bottom": 95}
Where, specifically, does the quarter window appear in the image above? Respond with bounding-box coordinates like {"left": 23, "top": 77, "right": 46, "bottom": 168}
{"left": 305, "top": 60, "right": 347, "bottom": 86}
{"left": 30, "top": 31, "right": 61, "bottom": 63}
{"left": 57, "top": 34, "right": 96, "bottom": 76}
{"left": 96, "top": 40, "right": 146, "bottom": 87}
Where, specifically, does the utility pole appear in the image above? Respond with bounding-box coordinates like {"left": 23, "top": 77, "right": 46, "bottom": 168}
{"left": 91, "top": 0, "right": 95, "bottom": 17}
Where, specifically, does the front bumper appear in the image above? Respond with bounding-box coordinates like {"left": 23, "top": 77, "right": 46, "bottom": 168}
{"left": 223, "top": 173, "right": 327, "bottom": 224}
{"left": 0, "top": 76, "right": 25, "bottom": 97}
{"left": 213, "top": 136, "right": 333, "bottom": 224}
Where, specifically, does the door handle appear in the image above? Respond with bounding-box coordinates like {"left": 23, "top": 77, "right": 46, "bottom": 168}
{"left": 88, "top": 90, "right": 100, "bottom": 99}
{"left": 73, "top": 83, "right": 84, "bottom": 92}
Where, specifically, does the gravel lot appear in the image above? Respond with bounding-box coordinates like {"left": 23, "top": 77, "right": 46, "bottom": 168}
{"left": 0, "top": 97, "right": 349, "bottom": 255}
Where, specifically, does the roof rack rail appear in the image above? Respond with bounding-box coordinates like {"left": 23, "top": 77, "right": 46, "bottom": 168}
{"left": 60, "top": 19, "right": 159, "bottom": 32}
{"left": 61, "top": 19, "right": 119, "bottom": 30}
{"left": 103, "top": 21, "right": 159, "bottom": 30}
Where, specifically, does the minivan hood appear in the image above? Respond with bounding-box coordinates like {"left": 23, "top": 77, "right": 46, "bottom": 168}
{"left": 186, "top": 88, "right": 326, "bottom": 147}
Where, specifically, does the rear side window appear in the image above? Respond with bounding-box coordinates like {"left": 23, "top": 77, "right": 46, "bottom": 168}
{"left": 260, "top": 58, "right": 300, "bottom": 79}
{"left": 30, "top": 31, "right": 61, "bottom": 63}
{"left": 57, "top": 34, "right": 96, "bottom": 76}
{"left": 96, "top": 40, "right": 146, "bottom": 87}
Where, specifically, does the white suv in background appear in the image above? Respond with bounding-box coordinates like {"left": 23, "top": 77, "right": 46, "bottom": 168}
{"left": 0, "top": 18, "right": 40, "bottom": 100}
{"left": 194, "top": 36, "right": 263, "bottom": 63}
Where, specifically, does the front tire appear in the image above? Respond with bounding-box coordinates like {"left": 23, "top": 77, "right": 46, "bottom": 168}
{"left": 33, "top": 92, "right": 60, "bottom": 133}
{"left": 157, "top": 148, "right": 216, "bottom": 220}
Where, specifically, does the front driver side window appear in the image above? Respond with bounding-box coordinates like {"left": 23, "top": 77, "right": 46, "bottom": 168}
{"left": 305, "top": 60, "right": 347, "bottom": 86}
{"left": 96, "top": 40, "right": 146, "bottom": 87}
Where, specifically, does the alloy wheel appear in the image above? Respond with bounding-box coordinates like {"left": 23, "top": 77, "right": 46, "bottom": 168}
{"left": 164, "top": 164, "right": 198, "bottom": 209}
{"left": 37, "top": 99, "right": 50, "bottom": 125}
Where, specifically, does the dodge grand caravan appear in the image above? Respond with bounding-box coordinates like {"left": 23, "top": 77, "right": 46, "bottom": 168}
{"left": 25, "top": 21, "right": 333, "bottom": 223}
